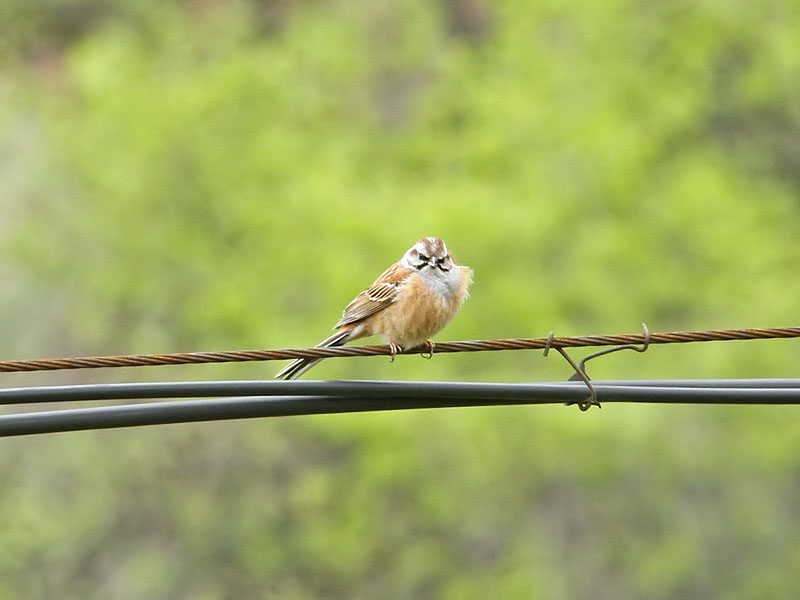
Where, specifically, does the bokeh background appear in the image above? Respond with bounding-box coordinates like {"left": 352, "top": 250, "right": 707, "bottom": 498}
{"left": 2, "top": 0, "right": 800, "bottom": 597}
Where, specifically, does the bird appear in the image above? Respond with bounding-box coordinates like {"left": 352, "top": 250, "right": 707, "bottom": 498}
{"left": 276, "top": 236, "right": 473, "bottom": 380}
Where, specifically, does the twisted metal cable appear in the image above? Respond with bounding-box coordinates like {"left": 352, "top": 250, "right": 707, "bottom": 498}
{"left": 0, "top": 326, "right": 798, "bottom": 373}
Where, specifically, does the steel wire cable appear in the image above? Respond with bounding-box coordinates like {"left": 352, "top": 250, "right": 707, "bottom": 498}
{"left": 0, "top": 326, "right": 798, "bottom": 373}
{"left": 2, "top": 325, "right": 799, "bottom": 436}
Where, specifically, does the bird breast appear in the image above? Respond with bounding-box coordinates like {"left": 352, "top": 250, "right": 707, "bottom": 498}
{"left": 366, "top": 265, "right": 472, "bottom": 348}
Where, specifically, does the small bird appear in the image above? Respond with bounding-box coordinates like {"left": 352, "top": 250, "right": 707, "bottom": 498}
{"left": 276, "top": 236, "right": 473, "bottom": 380}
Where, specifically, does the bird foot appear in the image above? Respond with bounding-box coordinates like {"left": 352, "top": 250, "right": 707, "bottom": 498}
{"left": 388, "top": 343, "right": 402, "bottom": 362}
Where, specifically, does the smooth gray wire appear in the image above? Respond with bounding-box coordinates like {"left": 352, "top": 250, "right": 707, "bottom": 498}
{"left": 1, "top": 379, "right": 799, "bottom": 437}
{"left": 3, "top": 378, "right": 800, "bottom": 405}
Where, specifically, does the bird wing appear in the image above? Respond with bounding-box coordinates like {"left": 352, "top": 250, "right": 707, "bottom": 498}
{"left": 335, "top": 262, "right": 412, "bottom": 328}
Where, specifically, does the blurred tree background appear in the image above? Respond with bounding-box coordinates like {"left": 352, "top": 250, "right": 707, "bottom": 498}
{"left": 2, "top": 0, "right": 800, "bottom": 597}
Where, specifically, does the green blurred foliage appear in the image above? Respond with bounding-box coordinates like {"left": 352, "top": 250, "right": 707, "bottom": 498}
{"left": 2, "top": 0, "right": 800, "bottom": 597}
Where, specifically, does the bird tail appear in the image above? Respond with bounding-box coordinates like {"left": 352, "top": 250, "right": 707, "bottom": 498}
{"left": 274, "top": 330, "right": 351, "bottom": 380}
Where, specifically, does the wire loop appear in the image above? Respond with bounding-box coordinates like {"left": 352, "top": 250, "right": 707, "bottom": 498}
{"left": 574, "top": 322, "right": 652, "bottom": 378}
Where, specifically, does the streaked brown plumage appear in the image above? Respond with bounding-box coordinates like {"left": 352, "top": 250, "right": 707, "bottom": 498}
{"left": 276, "top": 237, "right": 473, "bottom": 380}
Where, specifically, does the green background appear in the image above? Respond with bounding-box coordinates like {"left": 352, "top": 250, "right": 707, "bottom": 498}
{"left": 2, "top": 0, "right": 800, "bottom": 597}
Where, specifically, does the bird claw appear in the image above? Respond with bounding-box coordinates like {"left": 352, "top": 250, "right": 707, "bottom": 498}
{"left": 388, "top": 343, "right": 402, "bottom": 362}
{"left": 420, "top": 339, "right": 435, "bottom": 359}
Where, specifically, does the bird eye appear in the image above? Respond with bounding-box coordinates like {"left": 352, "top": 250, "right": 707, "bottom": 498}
{"left": 435, "top": 256, "right": 451, "bottom": 271}
{"left": 418, "top": 254, "right": 429, "bottom": 262}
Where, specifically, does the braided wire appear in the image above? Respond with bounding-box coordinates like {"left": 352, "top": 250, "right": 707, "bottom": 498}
{"left": 0, "top": 326, "right": 798, "bottom": 373}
